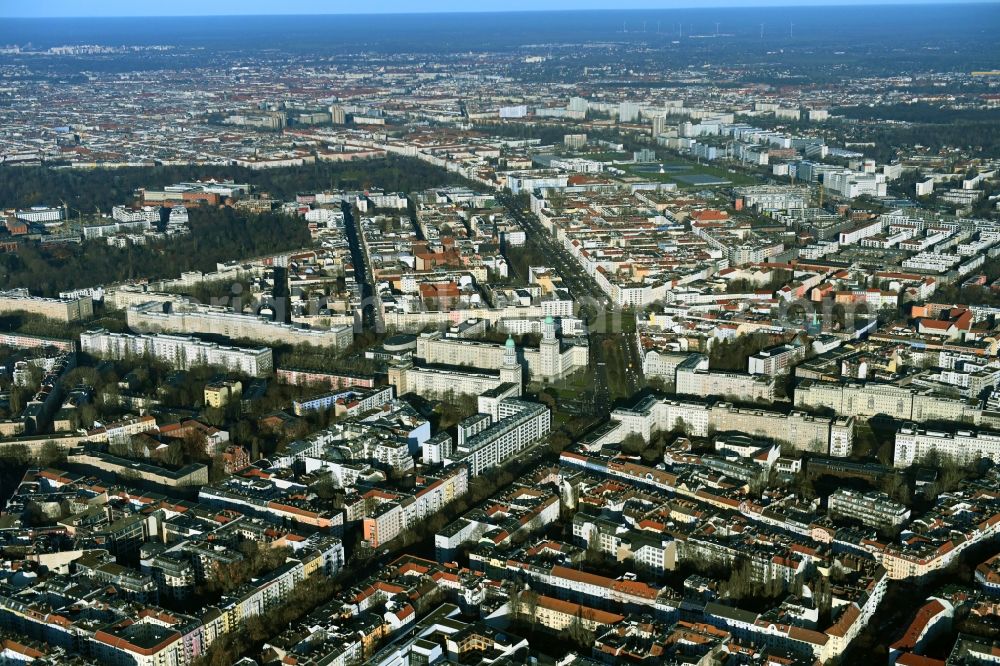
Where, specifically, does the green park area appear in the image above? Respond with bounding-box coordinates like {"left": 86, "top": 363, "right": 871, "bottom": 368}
{"left": 624, "top": 157, "right": 758, "bottom": 188}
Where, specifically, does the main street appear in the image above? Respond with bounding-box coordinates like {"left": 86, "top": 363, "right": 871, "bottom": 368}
{"left": 497, "top": 192, "right": 609, "bottom": 308}
{"left": 498, "top": 192, "right": 646, "bottom": 414}
{"left": 341, "top": 200, "right": 382, "bottom": 334}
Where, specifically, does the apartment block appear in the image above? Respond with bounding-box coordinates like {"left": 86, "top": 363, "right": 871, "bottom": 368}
{"left": 292, "top": 385, "right": 394, "bottom": 417}
{"left": 415, "top": 319, "right": 586, "bottom": 383}
{"left": 828, "top": 488, "right": 910, "bottom": 530}
{"left": 795, "top": 380, "right": 981, "bottom": 424}
{"left": 593, "top": 396, "right": 852, "bottom": 455}
{"left": 128, "top": 299, "right": 353, "bottom": 350}
{"left": 749, "top": 344, "right": 807, "bottom": 376}
{"left": 0, "top": 289, "right": 94, "bottom": 322}
{"left": 894, "top": 426, "right": 1000, "bottom": 467}
{"left": 80, "top": 328, "right": 273, "bottom": 377}
{"left": 676, "top": 365, "right": 776, "bottom": 402}
{"left": 444, "top": 399, "right": 550, "bottom": 476}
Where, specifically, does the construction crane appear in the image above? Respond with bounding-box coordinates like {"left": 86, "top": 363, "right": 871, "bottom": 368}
{"left": 60, "top": 200, "right": 87, "bottom": 229}
{"left": 60, "top": 200, "right": 84, "bottom": 221}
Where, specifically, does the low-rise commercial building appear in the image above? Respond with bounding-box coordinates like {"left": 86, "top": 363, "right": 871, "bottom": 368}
{"left": 68, "top": 448, "right": 209, "bottom": 487}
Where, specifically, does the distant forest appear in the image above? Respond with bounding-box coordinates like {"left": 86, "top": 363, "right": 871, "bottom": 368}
{"left": 0, "top": 155, "right": 470, "bottom": 212}
{"left": 833, "top": 103, "right": 1000, "bottom": 125}
{"left": 833, "top": 104, "right": 1000, "bottom": 161}
{"left": 0, "top": 156, "right": 471, "bottom": 295}
{"left": 0, "top": 207, "right": 310, "bottom": 296}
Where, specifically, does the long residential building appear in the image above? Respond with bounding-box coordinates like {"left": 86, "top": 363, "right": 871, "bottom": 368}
{"left": 276, "top": 367, "right": 376, "bottom": 390}
{"left": 0, "top": 289, "right": 94, "bottom": 322}
{"left": 80, "top": 328, "right": 273, "bottom": 377}
{"left": 389, "top": 361, "right": 520, "bottom": 399}
{"left": 415, "top": 318, "right": 587, "bottom": 383}
{"left": 127, "top": 299, "right": 353, "bottom": 349}
{"left": 894, "top": 425, "right": 1000, "bottom": 467}
{"left": 795, "top": 379, "right": 982, "bottom": 424}
{"left": 591, "top": 395, "right": 853, "bottom": 456}
{"left": 389, "top": 335, "right": 524, "bottom": 399}
{"left": 676, "top": 366, "right": 776, "bottom": 403}
{"left": 445, "top": 399, "right": 550, "bottom": 476}
{"left": 0, "top": 332, "right": 76, "bottom": 352}
{"left": 643, "top": 350, "right": 697, "bottom": 382}
{"left": 292, "top": 386, "right": 395, "bottom": 417}
{"left": 360, "top": 466, "right": 470, "bottom": 547}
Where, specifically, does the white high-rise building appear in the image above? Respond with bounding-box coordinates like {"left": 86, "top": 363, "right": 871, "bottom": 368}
{"left": 538, "top": 316, "right": 560, "bottom": 381}
{"left": 499, "top": 105, "right": 528, "bottom": 119}
{"left": 824, "top": 169, "right": 886, "bottom": 199}
{"left": 619, "top": 101, "right": 640, "bottom": 123}
{"left": 422, "top": 431, "right": 454, "bottom": 465}
{"left": 15, "top": 207, "right": 62, "bottom": 223}
{"left": 652, "top": 114, "right": 667, "bottom": 137}
{"left": 444, "top": 399, "right": 550, "bottom": 476}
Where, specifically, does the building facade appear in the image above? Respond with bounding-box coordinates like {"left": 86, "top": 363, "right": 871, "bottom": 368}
{"left": 128, "top": 300, "right": 353, "bottom": 350}
{"left": 80, "top": 329, "right": 273, "bottom": 377}
{"left": 0, "top": 290, "right": 93, "bottom": 322}
{"left": 894, "top": 426, "right": 1000, "bottom": 467}
{"left": 828, "top": 488, "right": 910, "bottom": 530}
{"left": 445, "top": 399, "right": 551, "bottom": 476}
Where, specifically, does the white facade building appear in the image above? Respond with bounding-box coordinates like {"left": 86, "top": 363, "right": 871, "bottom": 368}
{"left": 444, "top": 399, "right": 550, "bottom": 476}
{"left": 80, "top": 328, "right": 273, "bottom": 377}
{"left": 894, "top": 426, "right": 1000, "bottom": 468}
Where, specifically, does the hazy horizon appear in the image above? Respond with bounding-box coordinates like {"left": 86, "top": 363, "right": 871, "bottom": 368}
{"left": 2, "top": 0, "right": 997, "bottom": 18}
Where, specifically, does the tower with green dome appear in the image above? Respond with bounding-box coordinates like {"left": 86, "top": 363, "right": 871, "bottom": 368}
{"left": 500, "top": 334, "right": 522, "bottom": 391}
{"left": 539, "top": 315, "right": 560, "bottom": 381}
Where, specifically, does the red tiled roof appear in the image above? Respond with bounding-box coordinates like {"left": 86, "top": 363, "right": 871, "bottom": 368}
{"left": 890, "top": 599, "right": 947, "bottom": 651}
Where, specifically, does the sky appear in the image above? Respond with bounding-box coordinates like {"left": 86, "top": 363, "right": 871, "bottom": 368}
{"left": 1, "top": 0, "right": 995, "bottom": 18}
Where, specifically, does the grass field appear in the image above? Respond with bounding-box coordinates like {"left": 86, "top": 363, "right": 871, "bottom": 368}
{"left": 624, "top": 157, "right": 759, "bottom": 188}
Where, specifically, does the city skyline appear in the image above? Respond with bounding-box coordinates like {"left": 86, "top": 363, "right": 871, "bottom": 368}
{"left": 1, "top": 0, "right": 999, "bottom": 664}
